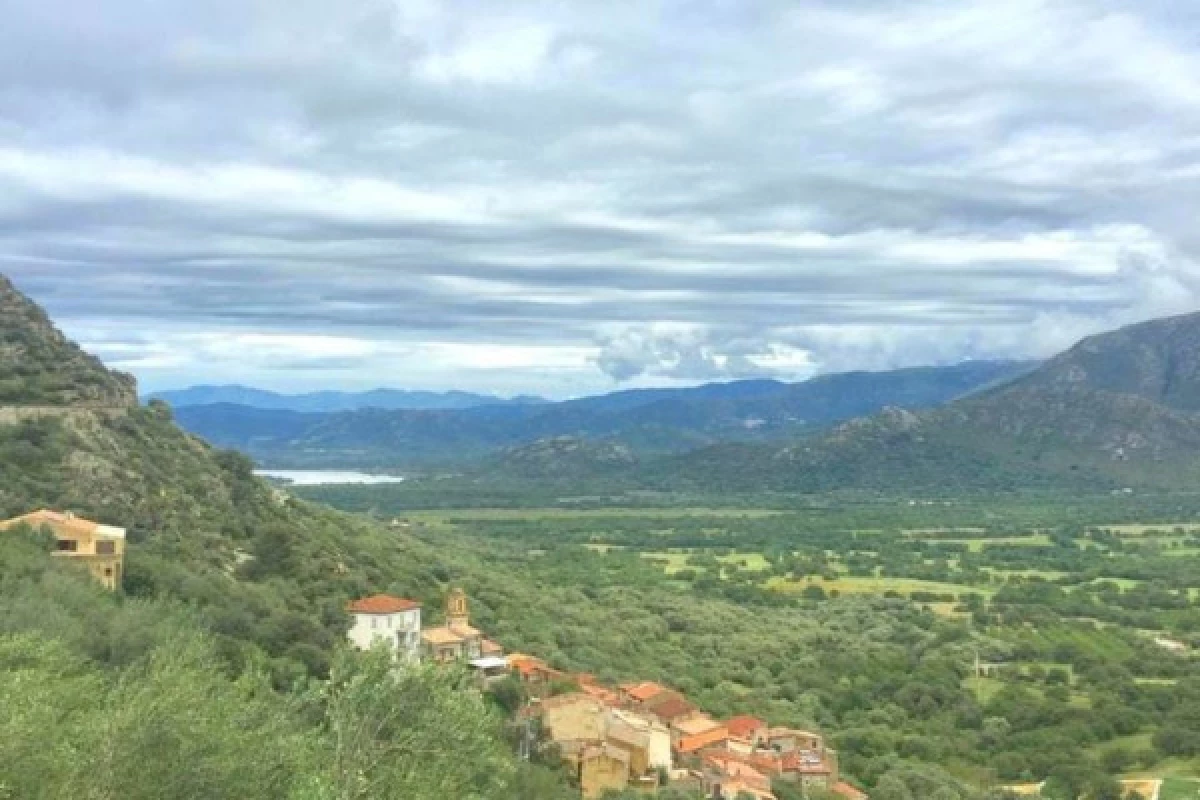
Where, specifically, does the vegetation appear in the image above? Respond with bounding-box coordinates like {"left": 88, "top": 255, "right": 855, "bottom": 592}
{"left": 1, "top": 276, "right": 1197, "bottom": 798}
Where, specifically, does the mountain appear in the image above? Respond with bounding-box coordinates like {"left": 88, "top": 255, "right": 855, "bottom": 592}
{"left": 0, "top": 274, "right": 451, "bottom": 672}
{"left": 0, "top": 276, "right": 590, "bottom": 798}
{"left": 643, "top": 311, "right": 1200, "bottom": 493}
{"left": 172, "top": 361, "right": 1034, "bottom": 468}
{"left": 148, "top": 384, "right": 546, "bottom": 411}
{"left": 0, "top": 276, "right": 136, "bottom": 407}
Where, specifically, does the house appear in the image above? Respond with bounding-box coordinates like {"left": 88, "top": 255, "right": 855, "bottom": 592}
{"left": 702, "top": 755, "right": 776, "bottom": 800}
{"left": 345, "top": 594, "right": 422, "bottom": 661}
{"left": 577, "top": 675, "right": 622, "bottom": 707}
{"left": 726, "top": 715, "right": 767, "bottom": 753}
{"left": 508, "top": 653, "right": 567, "bottom": 695}
{"left": 672, "top": 714, "right": 729, "bottom": 757}
{"left": 540, "top": 693, "right": 609, "bottom": 745}
{"left": 421, "top": 588, "right": 499, "bottom": 663}
{"left": 579, "top": 743, "right": 631, "bottom": 799}
{"left": 0, "top": 509, "right": 126, "bottom": 590}
{"left": 642, "top": 689, "right": 698, "bottom": 726}
{"left": 621, "top": 681, "right": 669, "bottom": 706}
{"left": 609, "top": 710, "right": 676, "bottom": 772}
{"left": 766, "top": 727, "right": 825, "bottom": 753}
{"left": 781, "top": 748, "right": 837, "bottom": 792}
{"left": 468, "top": 656, "right": 510, "bottom": 686}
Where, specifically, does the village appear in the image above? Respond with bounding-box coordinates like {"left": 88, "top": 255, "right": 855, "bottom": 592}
{"left": 0, "top": 506, "right": 866, "bottom": 800}
{"left": 347, "top": 587, "right": 869, "bottom": 800}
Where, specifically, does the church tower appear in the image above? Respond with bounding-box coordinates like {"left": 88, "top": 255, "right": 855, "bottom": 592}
{"left": 446, "top": 587, "right": 469, "bottom": 629}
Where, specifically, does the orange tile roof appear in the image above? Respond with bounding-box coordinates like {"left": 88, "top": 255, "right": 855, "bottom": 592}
{"left": 422, "top": 627, "right": 467, "bottom": 645}
{"left": 623, "top": 681, "right": 668, "bottom": 702}
{"left": 579, "top": 683, "right": 621, "bottom": 706}
{"left": 708, "top": 758, "right": 773, "bottom": 794}
{"left": 673, "top": 714, "right": 723, "bottom": 737}
{"left": 346, "top": 593, "right": 422, "bottom": 614}
{"left": 725, "top": 715, "right": 766, "bottom": 739}
{"left": 703, "top": 748, "right": 783, "bottom": 776}
{"left": 1, "top": 509, "right": 117, "bottom": 538}
{"left": 676, "top": 725, "right": 729, "bottom": 754}
{"left": 508, "top": 654, "right": 566, "bottom": 680}
{"left": 482, "top": 639, "right": 504, "bottom": 655}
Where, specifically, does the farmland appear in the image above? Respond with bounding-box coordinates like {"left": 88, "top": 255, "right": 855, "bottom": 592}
{"left": 305, "top": 488, "right": 1200, "bottom": 794}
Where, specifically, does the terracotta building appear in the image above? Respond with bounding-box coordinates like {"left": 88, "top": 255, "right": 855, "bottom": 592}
{"left": 1, "top": 509, "right": 125, "bottom": 590}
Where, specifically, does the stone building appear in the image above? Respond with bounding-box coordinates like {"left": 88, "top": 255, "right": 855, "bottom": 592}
{"left": 421, "top": 588, "right": 503, "bottom": 663}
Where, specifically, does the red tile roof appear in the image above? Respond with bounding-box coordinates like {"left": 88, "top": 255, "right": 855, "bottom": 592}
{"left": 676, "top": 725, "right": 730, "bottom": 755}
{"left": 726, "top": 715, "right": 767, "bottom": 739}
{"left": 346, "top": 594, "right": 421, "bottom": 614}
{"left": 782, "top": 751, "right": 834, "bottom": 775}
{"left": 623, "top": 681, "right": 668, "bottom": 703}
{"left": 644, "top": 691, "right": 696, "bottom": 723}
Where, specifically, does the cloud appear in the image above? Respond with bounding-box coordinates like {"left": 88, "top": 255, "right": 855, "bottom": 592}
{"left": 1, "top": 0, "right": 1199, "bottom": 396}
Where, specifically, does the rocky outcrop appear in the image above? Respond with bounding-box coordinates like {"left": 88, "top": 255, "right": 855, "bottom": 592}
{"left": 0, "top": 275, "right": 137, "bottom": 409}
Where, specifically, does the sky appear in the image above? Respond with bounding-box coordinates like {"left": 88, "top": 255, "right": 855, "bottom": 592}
{"left": 3, "top": 0, "right": 1200, "bottom": 398}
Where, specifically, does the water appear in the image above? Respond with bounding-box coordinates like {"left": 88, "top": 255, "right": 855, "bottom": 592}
{"left": 254, "top": 469, "right": 406, "bottom": 486}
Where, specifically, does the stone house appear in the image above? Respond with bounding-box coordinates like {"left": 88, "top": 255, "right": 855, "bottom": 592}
{"left": 420, "top": 588, "right": 503, "bottom": 663}
{"left": 579, "top": 743, "right": 631, "bottom": 799}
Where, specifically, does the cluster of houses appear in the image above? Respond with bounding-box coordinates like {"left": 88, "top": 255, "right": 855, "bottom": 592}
{"left": 0, "top": 513, "right": 867, "bottom": 800}
{"left": 346, "top": 590, "right": 867, "bottom": 800}
{"left": 531, "top": 681, "right": 866, "bottom": 800}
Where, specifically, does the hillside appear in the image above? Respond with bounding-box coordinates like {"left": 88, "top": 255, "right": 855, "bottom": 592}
{"left": 149, "top": 384, "right": 546, "bottom": 412}
{"left": 0, "top": 276, "right": 136, "bottom": 407}
{"left": 645, "top": 312, "right": 1200, "bottom": 493}
{"left": 173, "top": 360, "right": 1033, "bottom": 468}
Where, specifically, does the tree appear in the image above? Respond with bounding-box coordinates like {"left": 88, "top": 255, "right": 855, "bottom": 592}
{"left": 874, "top": 775, "right": 915, "bottom": 800}
{"left": 303, "top": 647, "right": 517, "bottom": 800}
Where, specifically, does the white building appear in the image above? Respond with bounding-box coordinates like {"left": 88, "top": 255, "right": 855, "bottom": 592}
{"left": 346, "top": 594, "right": 422, "bottom": 661}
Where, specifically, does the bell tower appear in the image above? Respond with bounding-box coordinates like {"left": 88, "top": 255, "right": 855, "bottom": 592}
{"left": 446, "top": 587, "right": 469, "bottom": 629}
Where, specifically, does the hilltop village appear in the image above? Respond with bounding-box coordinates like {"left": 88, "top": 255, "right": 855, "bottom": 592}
{"left": 347, "top": 589, "right": 868, "bottom": 800}
{"left": 0, "top": 507, "right": 865, "bottom": 799}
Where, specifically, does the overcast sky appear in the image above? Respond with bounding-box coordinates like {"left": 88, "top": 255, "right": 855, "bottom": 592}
{"left": 3, "top": 0, "right": 1200, "bottom": 397}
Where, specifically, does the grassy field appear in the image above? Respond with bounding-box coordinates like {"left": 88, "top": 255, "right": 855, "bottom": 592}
{"left": 1101, "top": 523, "right": 1200, "bottom": 535}
{"left": 1161, "top": 777, "right": 1200, "bottom": 800}
{"left": 941, "top": 534, "right": 1052, "bottom": 552}
{"left": 403, "top": 507, "right": 784, "bottom": 521}
{"left": 766, "top": 575, "right": 986, "bottom": 597}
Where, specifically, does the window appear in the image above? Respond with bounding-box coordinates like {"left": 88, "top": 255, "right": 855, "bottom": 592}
{"left": 55, "top": 539, "right": 78, "bottom": 552}
{"left": 95, "top": 540, "right": 115, "bottom": 555}
{"left": 104, "top": 567, "right": 113, "bottom": 577}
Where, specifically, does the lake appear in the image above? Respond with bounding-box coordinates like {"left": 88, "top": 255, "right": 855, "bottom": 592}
{"left": 254, "top": 470, "right": 406, "bottom": 486}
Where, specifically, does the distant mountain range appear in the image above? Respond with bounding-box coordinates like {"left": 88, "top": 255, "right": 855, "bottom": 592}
{"left": 147, "top": 385, "right": 546, "bottom": 412}
{"left": 489, "top": 310, "right": 1200, "bottom": 494}
{"left": 167, "top": 361, "right": 1036, "bottom": 468}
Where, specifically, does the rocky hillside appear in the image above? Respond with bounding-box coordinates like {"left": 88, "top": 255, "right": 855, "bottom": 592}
{"left": 0, "top": 274, "right": 441, "bottom": 678}
{"left": 0, "top": 276, "right": 136, "bottom": 407}
{"left": 653, "top": 312, "right": 1200, "bottom": 492}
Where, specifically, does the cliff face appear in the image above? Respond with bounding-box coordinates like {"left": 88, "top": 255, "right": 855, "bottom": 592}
{"left": 0, "top": 275, "right": 136, "bottom": 408}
